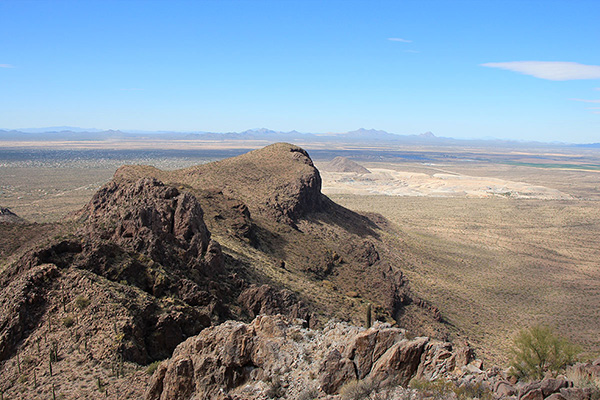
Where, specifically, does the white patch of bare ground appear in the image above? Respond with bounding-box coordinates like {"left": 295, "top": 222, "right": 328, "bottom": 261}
{"left": 321, "top": 168, "right": 572, "bottom": 199}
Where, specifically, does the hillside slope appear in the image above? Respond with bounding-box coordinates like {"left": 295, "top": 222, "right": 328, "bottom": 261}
{"left": 0, "top": 143, "right": 444, "bottom": 398}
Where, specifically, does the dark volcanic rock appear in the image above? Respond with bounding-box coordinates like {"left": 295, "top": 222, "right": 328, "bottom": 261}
{"left": 81, "top": 177, "right": 212, "bottom": 270}
{"left": 238, "top": 284, "right": 312, "bottom": 325}
{"left": 0, "top": 263, "right": 58, "bottom": 361}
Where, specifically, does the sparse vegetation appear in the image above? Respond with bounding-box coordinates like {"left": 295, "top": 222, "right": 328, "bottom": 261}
{"left": 409, "top": 378, "right": 493, "bottom": 400}
{"left": 265, "top": 374, "right": 285, "bottom": 399}
{"left": 62, "top": 315, "right": 74, "bottom": 328}
{"left": 75, "top": 295, "right": 90, "bottom": 309}
{"left": 510, "top": 324, "right": 580, "bottom": 380}
{"left": 340, "top": 379, "right": 379, "bottom": 400}
{"left": 298, "top": 386, "right": 319, "bottom": 400}
{"left": 146, "top": 361, "right": 161, "bottom": 375}
{"left": 566, "top": 365, "right": 600, "bottom": 400}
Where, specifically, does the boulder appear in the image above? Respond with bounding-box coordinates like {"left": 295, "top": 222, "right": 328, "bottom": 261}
{"left": 318, "top": 349, "right": 357, "bottom": 394}
{"left": 494, "top": 381, "right": 518, "bottom": 398}
{"left": 370, "top": 337, "right": 429, "bottom": 386}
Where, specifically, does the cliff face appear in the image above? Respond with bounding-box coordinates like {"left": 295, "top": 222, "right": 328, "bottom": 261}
{"left": 0, "top": 143, "right": 444, "bottom": 399}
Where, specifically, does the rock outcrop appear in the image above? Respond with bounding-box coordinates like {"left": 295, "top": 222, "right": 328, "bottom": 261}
{"left": 146, "top": 315, "right": 475, "bottom": 400}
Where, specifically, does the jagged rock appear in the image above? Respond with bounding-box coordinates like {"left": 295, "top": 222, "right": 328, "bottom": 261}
{"left": 81, "top": 177, "right": 213, "bottom": 270}
{"left": 454, "top": 340, "right": 474, "bottom": 367}
{"left": 540, "top": 378, "right": 570, "bottom": 397}
{"left": 344, "top": 325, "right": 406, "bottom": 379}
{"left": 521, "top": 388, "right": 544, "bottom": 400}
{"left": 146, "top": 315, "right": 450, "bottom": 400}
{"left": 520, "top": 378, "right": 570, "bottom": 400}
{"left": 417, "top": 341, "right": 455, "bottom": 381}
{"left": 319, "top": 349, "right": 357, "bottom": 394}
{"left": 546, "top": 394, "right": 567, "bottom": 400}
{"left": 0, "top": 263, "right": 59, "bottom": 361}
{"left": 495, "top": 381, "right": 518, "bottom": 398}
{"left": 369, "top": 337, "right": 429, "bottom": 386}
{"left": 559, "top": 388, "right": 592, "bottom": 400}
{"left": 237, "top": 284, "right": 311, "bottom": 325}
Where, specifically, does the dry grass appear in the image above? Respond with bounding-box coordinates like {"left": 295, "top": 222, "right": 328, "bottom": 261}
{"left": 330, "top": 190, "right": 600, "bottom": 363}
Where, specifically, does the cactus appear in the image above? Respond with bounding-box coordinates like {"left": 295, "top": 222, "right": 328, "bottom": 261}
{"left": 52, "top": 383, "right": 56, "bottom": 400}
{"left": 61, "top": 284, "right": 67, "bottom": 312}
{"left": 366, "top": 303, "right": 372, "bottom": 328}
{"left": 49, "top": 357, "right": 53, "bottom": 377}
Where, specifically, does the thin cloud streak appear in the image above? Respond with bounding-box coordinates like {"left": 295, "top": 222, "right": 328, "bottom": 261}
{"left": 571, "top": 98, "right": 600, "bottom": 103}
{"left": 481, "top": 61, "right": 600, "bottom": 81}
{"left": 388, "top": 38, "right": 412, "bottom": 43}
{"left": 0, "top": 64, "right": 15, "bottom": 68}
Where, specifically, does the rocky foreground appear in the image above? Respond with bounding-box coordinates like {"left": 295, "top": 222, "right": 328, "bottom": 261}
{"left": 149, "top": 314, "right": 600, "bottom": 400}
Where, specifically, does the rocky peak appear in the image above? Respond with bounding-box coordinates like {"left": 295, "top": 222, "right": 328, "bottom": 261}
{"left": 179, "top": 142, "right": 323, "bottom": 225}
{"left": 80, "top": 177, "right": 212, "bottom": 269}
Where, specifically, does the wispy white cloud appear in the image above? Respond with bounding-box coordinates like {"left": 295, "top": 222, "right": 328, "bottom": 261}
{"left": 0, "top": 64, "right": 15, "bottom": 68}
{"left": 571, "top": 98, "right": 600, "bottom": 103}
{"left": 481, "top": 61, "right": 600, "bottom": 81}
{"left": 388, "top": 38, "right": 412, "bottom": 43}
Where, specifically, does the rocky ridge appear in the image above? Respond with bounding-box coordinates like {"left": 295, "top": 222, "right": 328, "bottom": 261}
{"left": 146, "top": 314, "right": 600, "bottom": 400}
{"left": 0, "top": 143, "right": 447, "bottom": 398}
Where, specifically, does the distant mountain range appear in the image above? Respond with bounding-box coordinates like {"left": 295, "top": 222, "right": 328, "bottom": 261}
{"left": 0, "top": 126, "right": 593, "bottom": 147}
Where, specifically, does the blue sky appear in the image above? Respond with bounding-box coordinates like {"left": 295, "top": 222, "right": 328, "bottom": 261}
{"left": 1, "top": 0, "right": 599, "bottom": 143}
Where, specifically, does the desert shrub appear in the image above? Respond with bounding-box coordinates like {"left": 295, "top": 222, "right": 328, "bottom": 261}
{"left": 265, "top": 375, "right": 285, "bottom": 399}
{"left": 75, "top": 296, "right": 90, "bottom": 309}
{"left": 62, "top": 315, "right": 75, "bottom": 328}
{"left": 408, "top": 378, "right": 454, "bottom": 400}
{"left": 146, "top": 361, "right": 161, "bottom": 375}
{"left": 298, "top": 386, "right": 319, "bottom": 400}
{"left": 340, "top": 378, "right": 379, "bottom": 400}
{"left": 453, "top": 381, "right": 493, "bottom": 400}
{"left": 289, "top": 329, "right": 304, "bottom": 342}
{"left": 510, "top": 324, "right": 580, "bottom": 380}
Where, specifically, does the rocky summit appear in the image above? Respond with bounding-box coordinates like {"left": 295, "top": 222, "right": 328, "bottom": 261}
{"left": 0, "top": 143, "right": 450, "bottom": 398}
